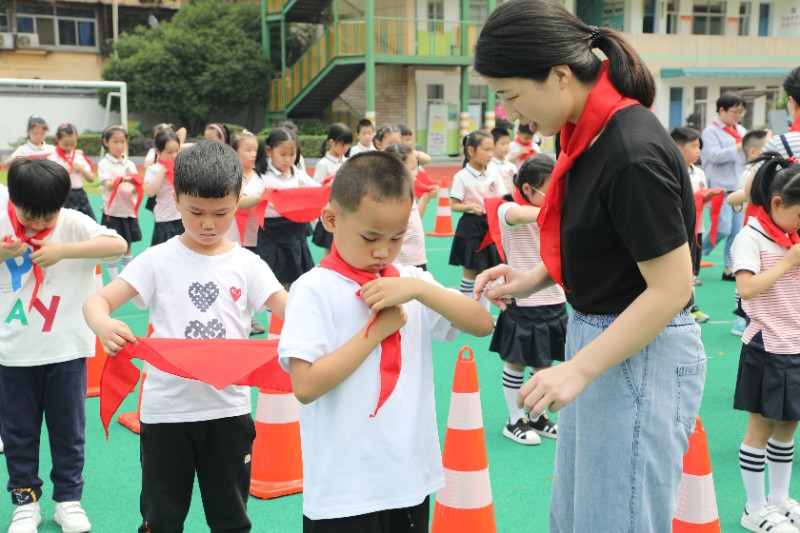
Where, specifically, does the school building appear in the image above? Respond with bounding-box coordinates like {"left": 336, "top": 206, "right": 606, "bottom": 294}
{"left": 264, "top": 0, "right": 800, "bottom": 155}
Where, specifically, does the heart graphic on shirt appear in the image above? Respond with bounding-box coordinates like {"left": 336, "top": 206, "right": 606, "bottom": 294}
{"left": 230, "top": 287, "right": 242, "bottom": 302}
{"left": 188, "top": 282, "right": 219, "bottom": 312}
{"left": 184, "top": 319, "right": 227, "bottom": 339}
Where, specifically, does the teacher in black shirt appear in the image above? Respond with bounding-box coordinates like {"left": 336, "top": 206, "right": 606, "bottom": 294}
{"left": 473, "top": 1, "right": 706, "bottom": 531}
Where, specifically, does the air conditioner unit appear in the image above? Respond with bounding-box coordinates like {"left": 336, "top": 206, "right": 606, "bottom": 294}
{"left": 0, "top": 32, "right": 14, "bottom": 50}
{"left": 16, "top": 33, "right": 40, "bottom": 50}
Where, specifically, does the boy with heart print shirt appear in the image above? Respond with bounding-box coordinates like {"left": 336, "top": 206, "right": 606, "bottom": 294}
{"left": 83, "top": 141, "right": 288, "bottom": 533}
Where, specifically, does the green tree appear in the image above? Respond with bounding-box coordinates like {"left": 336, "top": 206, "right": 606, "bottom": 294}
{"left": 100, "top": 0, "right": 271, "bottom": 133}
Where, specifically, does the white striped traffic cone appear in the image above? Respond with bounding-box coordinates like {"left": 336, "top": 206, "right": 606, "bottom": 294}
{"left": 427, "top": 180, "right": 455, "bottom": 237}
{"left": 86, "top": 264, "right": 106, "bottom": 397}
{"left": 673, "top": 418, "right": 720, "bottom": 532}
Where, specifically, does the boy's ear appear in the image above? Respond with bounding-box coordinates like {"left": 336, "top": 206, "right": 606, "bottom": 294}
{"left": 320, "top": 205, "right": 337, "bottom": 232}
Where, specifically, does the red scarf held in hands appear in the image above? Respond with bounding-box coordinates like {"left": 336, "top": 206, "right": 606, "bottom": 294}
{"left": 753, "top": 205, "right": 800, "bottom": 248}
{"left": 414, "top": 171, "right": 437, "bottom": 199}
{"left": 5, "top": 202, "right": 56, "bottom": 311}
{"left": 106, "top": 174, "right": 145, "bottom": 221}
{"left": 693, "top": 188, "right": 725, "bottom": 246}
{"left": 319, "top": 244, "right": 402, "bottom": 418}
{"left": 236, "top": 187, "right": 331, "bottom": 243}
{"left": 791, "top": 115, "right": 800, "bottom": 134}
{"left": 706, "top": 193, "right": 726, "bottom": 247}
{"left": 160, "top": 159, "right": 176, "bottom": 188}
{"left": 100, "top": 337, "right": 291, "bottom": 437}
{"left": 478, "top": 188, "right": 537, "bottom": 263}
{"left": 537, "top": 61, "right": 640, "bottom": 290}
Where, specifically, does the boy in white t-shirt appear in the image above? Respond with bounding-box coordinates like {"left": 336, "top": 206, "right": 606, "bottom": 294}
{"left": 83, "top": 141, "right": 288, "bottom": 533}
{"left": 488, "top": 127, "right": 517, "bottom": 195}
{"left": 278, "top": 151, "right": 494, "bottom": 532}
{"left": 349, "top": 118, "right": 376, "bottom": 156}
{"left": 0, "top": 158, "right": 126, "bottom": 533}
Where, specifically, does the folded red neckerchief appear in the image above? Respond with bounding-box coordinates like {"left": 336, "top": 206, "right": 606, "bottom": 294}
{"left": 477, "top": 197, "right": 507, "bottom": 263}
{"left": 252, "top": 187, "right": 331, "bottom": 225}
{"left": 319, "top": 244, "right": 401, "bottom": 417}
{"left": 414, "top": 171, "right": 436, "bottom": 199}
{"left": 106, "top": 174, "right": 144, "bottom": 221}
{"left": 707, "top": 193, "right": 726, "bottom": 247}
{"left": 6, "top": 201, "right": 56, "bottom": 310}
{"left": 537, "top": 61, "right": 639, "bottom": 290}
{"left": 54, "top": 146, "right": 76, "bottom": 169}
{"left": 753, "top": 205, "right": 800, "bottom": 249}
{"left": 160, "top": 159, "right": 176, "bottom": 188}
{"left": 100, "top": 337, "right": 290, "bottom": 437}
{"left": 719, "top": 122, "right": 743, "bottom": 144}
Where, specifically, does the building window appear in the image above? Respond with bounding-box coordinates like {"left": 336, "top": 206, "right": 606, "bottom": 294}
{"left": 427, "top": 0, "right": 444, "bottom": 20}
{"left": 427, "top": 84, "right": 444, "bottom": 101}
{"left": 16, "top": 4, "right": 97, "bottom": 48}
{"left": 694, "top": 86, "right": 708, "bottom": 130}
{"left": 692, "top": 0, "right": 726, "bottom": 35}
{"left": 0, "top": 1, "right": 8, "bottom": 32}
{"left": 739, "top": 2, "right": 751, "bottom": 35}
{"left": 469, "top": 0, "right": 488, "bottom": 21}
{"left": 666, "top": 0, "right": 680, "bottom": 33}
{"left": 758, "top": 3, "right": 770, "bottom": 36}
{"left": 469, "top": 85, "right": 487, "bottom": 100}
{"left": 643, "top": 0, "right": 656, "bottom": 33}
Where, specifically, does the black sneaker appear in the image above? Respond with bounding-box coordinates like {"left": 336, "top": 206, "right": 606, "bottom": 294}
{"left": 529, "top": 413, "right": 558, "bottom": 439}
{"left": 722, "top": 271, "right": 736, "bottom": 282}
{"left": 502, "top": 418, "right": 541, "bottom": 446}
{"left": 249, "top": 317, "right": 266, "bottom": 336}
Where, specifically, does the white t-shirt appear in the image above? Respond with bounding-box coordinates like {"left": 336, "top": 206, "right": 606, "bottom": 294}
{"left": 0, "top": 196, "right": 123, "bottom": 366}
{"left": 450, "top": 165, "right": 507, "bottom": 206}
{"left": 508, "top": 139, "right": 541, "bottom": 170}
{"left": 349, "top": 143, "right": 375, "bottom": 156}
{"left": 395, "top": 201, "right": 427, "bottom": 267}
{"left": 145, "top": 162, "right": 181, "bottom": 223}
{"left": 488, "top": 156, "right": 517, "bottom": 194}
{"left": 98, "top": 154, "right": 139, "bottom": 218}
{"left": 225, "top": 172, "right": 265, "bottom": 248}
{"left": 261, "top": 163, "right": 319, "bottom": 218}
{"left": 498, "top": 202, "right": 565, "bottom": 307}
{"left": 9, "top": 141, "right": 55, "bottom": 160}
{"left": 47, "top": 150, "right": 93, "bottom": 189}
{"left": 313, "top": 154, "right": 346, "bottom": 184}
{"left": 144, "top": 148, "right": 156, "bottom": 166}
{"left": 121, "top": 237, "right": 282, "bottom": 423}
{"left": 278, "top": 265, "right": 459, "bottom": 520}
{"left": 732, "top": 218, "right": 800, "bottom": 354}
{"left": 688, "top": 164, "right": 707, "bottom": 234}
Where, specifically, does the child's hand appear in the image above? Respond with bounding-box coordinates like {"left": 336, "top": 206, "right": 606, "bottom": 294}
{"left": 361, "top": 278, "right": 421, "bottom": 312}
{"left": 468, "top": 203, "right": 485, "bottom": 215}
{"left": 0, "top": 237, "right": 28, "bottom": 261}
{"left": 785, "top": 243, "right": 800, "bottom": 267}
{"left": 96, "top": 318, "right": 137, "bottom": 356}
{"left": 370, "top": 304, "right": 407, "bottom": 340}
{"left": 426, "top": 186, "right": 440, "bottom": 199}
{"left": 29, "top": 240, "right": 64, "bottom": 267}
{"left": 521, "top": 144, "right": 533, "bottom": 154}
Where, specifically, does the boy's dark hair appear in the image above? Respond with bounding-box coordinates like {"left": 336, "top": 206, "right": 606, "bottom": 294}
{"left": 27, "top": 114, "right": 49, "bottom": 132}
{"left": 398, "top": 124, "right": 413, "bottom": 137}
{"left": 742, "top": 130, "right": 769, "bottom": 159}
{"left": 716, "top": 92, "right": 745, "bottom": 112}
{"left": 495, "top": 117, "right": 514, "bottom": 131}
{"left": 749, "top": 151, "right": 800, "bottom": 212}
{"left": 514, "top": 153, "right": 555, "bottom": 194}
{"left": 356, "top": 118, "right": 375, "bottom": 134}
{"left": 173, "top": 141, "right": 242, "bottom": 199}
{"left": 784, "top": 66, "right": 800, "bottom": 106}
{"left": 330, "top": 152, "right": 413, "bottom": 213}
{"left": 8, "top": 159, "right": 70, "bottom": 217}
{"left": 517, "top": 123, "right": 534, "bottom": 136}
{"left": 491, "top": 127, "right": 511, "bottom": 143}
{"left": 320, "top": 123, "right": 354, "bottom": 157}
{"left": 474, "top": 0, "right": 655, "bottom": 108}
{"left": 670, "top": 126, "right": 702, "bottom": 148}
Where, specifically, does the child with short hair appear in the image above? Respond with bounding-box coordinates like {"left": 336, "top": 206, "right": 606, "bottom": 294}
{"left": 449, "top": 130, "right": 507, "bottom": 306}
{"left": 488, "top": 155, "right": 565, "bottom": 445}
{"left": 2, "top": 115, "right": 55, "bottom": 166}
{"left": 83, "top": 140, "right": 288, "bottom": 533}
{"left": 278, "top": 151, "right": 494, "bottom": 532}
{"left": 98, "top": 125, "right": 142, "bottom": 280}
{"left": 143, "top": 130, "right": 183, "bottom": 246}
{"left": 731, "top": 152, "right": 800, "bottom": 533}
{"left": 48, "top": 123, "right": 96, "bottom": 219}
{"left": 349, "top": 118, "right": 376, "bottom": 156}
{"left": 508, "top": 122, "right": 540, "bottom": 169}
{"left": 489, "top": 127, "right": 517, "bottom": 195}
{"left": 0, "top": 158, "right": 126, "bottom": 533}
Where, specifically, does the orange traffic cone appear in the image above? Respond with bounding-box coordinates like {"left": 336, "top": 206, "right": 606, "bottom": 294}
{"left": 427, "top": 180, "right": 455, "bottom": 237}
{"left": 267, "top": 313, "right": 284, "bottom": 340}
{"left": 431, "top": 346, "right": 496, "bottom": 533}
{"left": 249, "top": 388, "right": 303, "bottom": 499}
{"left": 86, "top": 264, "right": 106, "bottom": 397}
{"left": 117, "top": 322, "right": 154, "bottom": 434}
{"left": 673, "top": 417, "right": 720, "bottom": 532}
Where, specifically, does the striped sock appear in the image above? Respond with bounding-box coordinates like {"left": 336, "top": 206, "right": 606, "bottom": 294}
{"left": 120, "top": 255, "right": 133, "bottom": 271}
{"left": 502, "top": 366, "right": 526, "bottom": 424}
{"left": 767, "top": 438, "right": 794, "bottom": 505}
{"left": 740, "top": 443, "right": 767, "bottom": 513}
{"left": 460, "top": 277, "right": 475, "bottom": 299}
{"left": 105, "top": 261, "right": 119, "bottom": 281}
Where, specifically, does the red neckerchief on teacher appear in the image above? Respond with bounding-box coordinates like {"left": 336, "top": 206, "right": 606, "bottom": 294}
{"left": 5, "top": 202, "right": 56, "bottom": 310}
{"left": 319, "top": 244, "right": 402, "bottom": 418}
{"left": 753, "top": 205, "right": 800, "bottom": 248}
{"left": 717, "top": 121, "right": 743, "bottom": 143}
{"left": 536, "top": 61, "right": 640, "bottom": 290}
{"left": 54, "top": 146, "right": 76, "bottom": 170}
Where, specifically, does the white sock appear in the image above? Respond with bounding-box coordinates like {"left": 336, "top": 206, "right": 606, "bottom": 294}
{"left": 459, "top": 277, "right": 475, "bottom": 299}
{"left": 740, "top": 443, "right": 767, "bottom": 513}
{"left": 120, "top": 255, "right": 133, "bottom": 271}
{"left": 479, "top": 294, "right": 492, "bottom": 312}
{"left": 502, "top": 366, "right": 526, "bottom": 424}
{"left": 767, "top": 438, "right": 794, "bottom": 505}
{"left": 105, "top": 261, "right": 119, "bottom": 281}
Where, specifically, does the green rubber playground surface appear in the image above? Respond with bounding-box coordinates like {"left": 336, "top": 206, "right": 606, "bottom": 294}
{"left": 0, "top": 195, "right": 766, "bottom": 531}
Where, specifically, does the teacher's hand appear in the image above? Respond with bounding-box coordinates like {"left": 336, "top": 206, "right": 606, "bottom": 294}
{"left": 474, "top": 264, "right": 529, "bottom": 310}
{"left": 517, "top": 361, "right": 590, "bottom": 417}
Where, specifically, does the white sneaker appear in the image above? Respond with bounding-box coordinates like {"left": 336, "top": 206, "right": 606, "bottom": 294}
{"left": 742, "top": 504, "right": 799, "bottom": 533}
{"left": 502, "top": 418, "right": 541, "bottom": 446}
{"left": 776, "top": 498, "right": 800, "bottom": 529}
{"left": 0, "top": 435, "right": 4, "bottom": 453}
{"left": 7, "top": 502, "right": 41, "bottom": 533}
{"left": 53, "top": 502, "right": 91, "bottom": 533}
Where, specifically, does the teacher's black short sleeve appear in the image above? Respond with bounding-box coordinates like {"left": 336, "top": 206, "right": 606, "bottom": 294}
{"left": 561, "top": 105, "right": 695, "bottom": 314}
